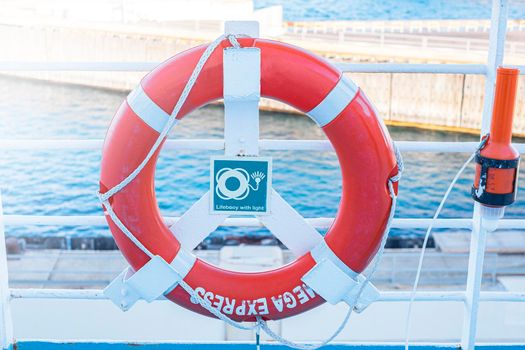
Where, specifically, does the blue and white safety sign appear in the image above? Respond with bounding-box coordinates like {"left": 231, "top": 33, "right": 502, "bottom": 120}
{"left": 210, "top": 157, "right": 272, "bottom": 215}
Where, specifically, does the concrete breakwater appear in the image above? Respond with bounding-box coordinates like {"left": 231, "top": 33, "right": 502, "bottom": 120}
{"left": 2, "top": 22, "right": 525, "bottom": 136}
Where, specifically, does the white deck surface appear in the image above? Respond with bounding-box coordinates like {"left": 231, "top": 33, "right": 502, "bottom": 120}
{"left": 6, "top": 247, "right": 525, "bottom": 289}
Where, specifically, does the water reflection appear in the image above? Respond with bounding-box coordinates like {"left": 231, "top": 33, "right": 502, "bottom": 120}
{"left": 0, "top": 77, "right": 523, "bottom": 243}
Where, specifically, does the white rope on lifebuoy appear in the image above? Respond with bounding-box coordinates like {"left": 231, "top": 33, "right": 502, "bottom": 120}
{"left": 98, "top": 34, "right": 241, "bottom": 204}
{"left": 97, "top": 32, "right": 404, "bottom": 348}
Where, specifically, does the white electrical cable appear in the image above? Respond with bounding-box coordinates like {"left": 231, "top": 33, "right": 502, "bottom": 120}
{"left": 404, "top": 152, "right": 476, "bottom": 350}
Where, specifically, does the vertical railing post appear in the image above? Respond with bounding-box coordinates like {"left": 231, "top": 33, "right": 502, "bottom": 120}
{"left": 480, "top": 0, "right": 508, "bottom": 133}
{"left": 223, "top": 21, "right": 260, "bottom": 157}
{"left": 461, "top": 0, "right": 508, "bottom": 349}
{"left": 0, "top": 191, "right": 14, "bottom": 350}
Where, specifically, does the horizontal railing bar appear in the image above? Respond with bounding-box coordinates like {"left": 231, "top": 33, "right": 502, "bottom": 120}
{"left": 0, "top": 62, "right": 488, "bottom": 75}
{"left": 10, "top": 289, "right": 106, "bottom": 299}
{"left": 2, "top": 140, "right": 525, "bottom": 153}
{"left": 475, "top": 292, "right": 525, "bottom": 302}
{"left": 338, "top": 63, "right": 487, "bottom": 74}
{"left": 8, "top": 280, "right": 111, "bottom": 286}
{"left": 0, "top": 62, "right": 158, "bottom": 71}
{"left": 2, "top": 62, "right": 524, "bottom": 76}
{"left": 6, "top": 251, "right": 506, "bottom": 259}
{"left": 0, "top": 139, "right": 224, "bottom": 151}
{"left": 10, "top": 267, "right": 523, "bottom": 274}
{"left": 9, "top": 288, "right": 525, "bottom": 302}
{"left": 379, "top": 291, "right": 525, "bottom": 302}
{"left": 8, "top": 269, "right": 121, "bottom": 274}
{"left": 4, "top": 215, "right": 525, "bottom": 229}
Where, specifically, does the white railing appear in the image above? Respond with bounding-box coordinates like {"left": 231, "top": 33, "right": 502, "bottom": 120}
{"left": 6, "top": 250, "right": 524, "bottom": 289}
{"left": 1, "top": 139, "right": 525, "bottom": 152}
{"left": 4, "top": 216, "right": 525, "bottom": 230}
{"left": 0, "top": 0, "right": 524, "bottom": 349}
{"left": 289, "top": 30, "right": 525, "bottom": 56}
{"left": 284, "top": 19, "right": 525, "bottom": 57}
{"left": 2, "top": 62, "right": 525, "bottom": 74}
{"left": 7, "top": 288, "right": 525, "bottom": 302}
{"left": 285, "top": 19, "right": 525, "bottom": 34}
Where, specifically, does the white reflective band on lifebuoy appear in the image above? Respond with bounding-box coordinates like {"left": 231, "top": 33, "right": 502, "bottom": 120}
{"left": 103, "top": 248, "right": 196, "bottom": 311}
{"left": 127, "top": 85, "right": 173, "bottom": 133}
{"left": 301, "top": 241, "right": 379, "bottom": 312}
{"left": 307, "top": 76, "right": 358, "bottom": 127}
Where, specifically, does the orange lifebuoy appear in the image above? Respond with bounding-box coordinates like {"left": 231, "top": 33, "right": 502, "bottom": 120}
{"left": 100, "top": 38, "right": 398, "bottom": 321}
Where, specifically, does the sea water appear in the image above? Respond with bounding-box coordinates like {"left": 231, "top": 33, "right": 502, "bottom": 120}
{"left": 254, "top": 0, "right": 525, "bottom": 21}
{"left": 1, "top": 77, "right": 524, "bottom": 241}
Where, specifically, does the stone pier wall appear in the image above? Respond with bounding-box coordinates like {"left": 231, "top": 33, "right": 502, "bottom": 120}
{"left": 2, "top": 23, "right": 524, "bottom": 135}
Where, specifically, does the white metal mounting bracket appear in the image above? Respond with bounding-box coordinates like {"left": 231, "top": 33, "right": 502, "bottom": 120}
{"left": 301, "top": 241, "right": 380, "bottom": 313}
{"left": 104, "top": 250, "right": 196, "bottom": 311}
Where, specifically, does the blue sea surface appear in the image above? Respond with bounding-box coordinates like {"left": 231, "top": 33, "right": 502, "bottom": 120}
{"left": 254, "top": 0, "right": 525, "bottom": 21}
{"left": 1, "top": 77, "right": 524, "bottom": 240}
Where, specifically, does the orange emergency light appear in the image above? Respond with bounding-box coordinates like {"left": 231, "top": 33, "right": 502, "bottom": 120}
{"left": 472, "top": 67, "right": 520, "bottom": 220}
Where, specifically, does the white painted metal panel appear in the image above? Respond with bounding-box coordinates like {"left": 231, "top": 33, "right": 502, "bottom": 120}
{"left": 8, "top": 298, "right": 525, "bottom": 342}
{"left": 498, "top": 276, "right": 525, "bottom": 327}
{"left": 10, "top": 299, "right": 225, "bottom": 341}
{"left": 281, "top": 301, "right": 525, "bottom": 342}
